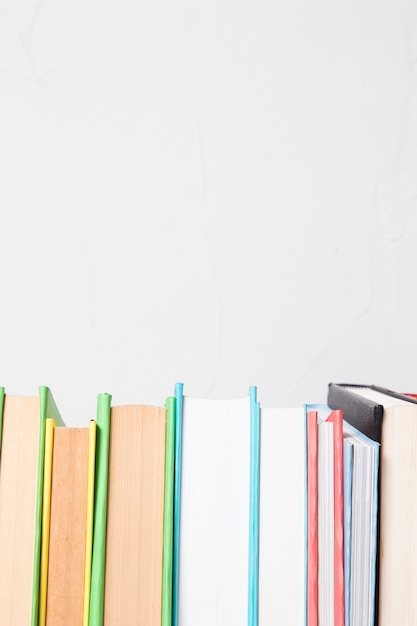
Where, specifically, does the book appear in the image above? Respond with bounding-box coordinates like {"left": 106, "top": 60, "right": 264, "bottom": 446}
{"left": 327, "top": 383, "right": 417, "bottom": 626}
{"left": 172, "top": 384, "right": 259, "bottom": 626}
{"left": 89, "top": 394, "right": 112, "bottom": 626}
{"left": 307, "top": 406, "right": 344, "bottom": 626}
{"left": 39, "top": 418, "right": 56, "bottom": 626}
{"left": 162, "top": 396, "right": 176, "bottom": 626}
{"left": 83, "top": 420, "right": 98, "bottom": 626}
{"left": 342, "top": 421, "right": 379, "bottom": 626}
{"left": 0, "top": 387, "right": 64, "bottom": 626}
{"left": 318, "top": 419, "right": 334, "bottom": 626}
{"left": 44, "top": 422, "right": 96, "bottom": 625}
{"left": 307, "top": 410, "right": 318, "bottom": 626}
{"left": 343, "top": 438, "right": 353, "bottom": 626}
{"left": 258, "top": 406, "right": 306, "bottom": 626}
{"left": 102, "top": 401, "right": 167, "bottom": 624}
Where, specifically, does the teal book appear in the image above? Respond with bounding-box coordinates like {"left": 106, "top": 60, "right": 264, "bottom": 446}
{"left": 172, "top": 384, "right": 259, "bottom": 626}
{"left": 161, "top": 396, "right": 175, "bottom": 626}
{"left": 0, "top": 387, "right": 64, "bottom": 626}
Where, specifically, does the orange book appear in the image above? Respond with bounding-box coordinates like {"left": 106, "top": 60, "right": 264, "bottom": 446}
{"left": 103, "top": 403, "right": 166, "bottom": 624}
{"left": 45, "top": 424, "right": 96, "bottom": 625}
{"left": 0, "top": 388, "right": 64, "bottom": 626}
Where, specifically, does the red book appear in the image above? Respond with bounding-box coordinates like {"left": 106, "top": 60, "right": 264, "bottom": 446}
{"left": 307, "top": 406, "right": 344, "bottom": 626}
{"left": 327, "top": 409, "right": 345, "bottom": 626}
{"left": 307, "top": 411, "right": 318, "bottom": 626}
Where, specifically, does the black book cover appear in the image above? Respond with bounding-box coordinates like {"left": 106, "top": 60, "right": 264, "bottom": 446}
{"left": 327, "top": 383, "right": 384, "bottom": 443}
{"left": 327, "top": 383, "right": 384, "bottom": 626}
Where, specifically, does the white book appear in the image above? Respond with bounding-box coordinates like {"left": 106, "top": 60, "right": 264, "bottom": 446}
{"left": 258, "top": 407, "right": 306, "bottom": 626}
{"left": 173, "top": 385, "right": 258, "bottom": 626}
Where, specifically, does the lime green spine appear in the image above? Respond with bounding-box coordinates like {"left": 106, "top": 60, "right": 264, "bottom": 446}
{"left": 89, "top": 393, "right": 112, "bottom": 626}
{"left": 162, "top": 396, "right": 175, "bottom": 626}
{"left": 32, "top": 387, "right": 65, "bottom": 626}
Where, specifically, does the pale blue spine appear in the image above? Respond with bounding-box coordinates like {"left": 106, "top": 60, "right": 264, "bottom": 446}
{"left": 248, "top": 386, "right": 260, "bottom": 626}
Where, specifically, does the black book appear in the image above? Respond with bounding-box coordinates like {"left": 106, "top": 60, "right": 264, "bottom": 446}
{"left": 328, "top": 383, "right": 417, "bottom": 626}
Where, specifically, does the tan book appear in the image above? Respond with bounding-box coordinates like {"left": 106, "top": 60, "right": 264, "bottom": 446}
{"left": 45, "top": 424, "right": 96, "bottom": 626}
{"left": 103, "top": 403, "right": 166, "bottom": 625}
{"left": 0, "top": 388, "right": 64, "bottom": 626}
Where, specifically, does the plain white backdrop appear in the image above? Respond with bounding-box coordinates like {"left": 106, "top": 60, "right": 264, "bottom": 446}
{"left": 0, "top": 0, "right": 416, "bottom": 425}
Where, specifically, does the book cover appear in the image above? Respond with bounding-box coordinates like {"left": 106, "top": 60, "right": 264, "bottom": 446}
{"left": 0, "top": 387, "right": 64, "bottom": 626}
{"left": 327, "top": 384, "right": 383, "bottom": 443}
{"left": 172, "top": 384, "right": 259, "bottom": 626}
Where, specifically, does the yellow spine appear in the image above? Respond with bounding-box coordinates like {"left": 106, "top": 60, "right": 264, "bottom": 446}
{"left": 83, "top": 421, "right": 97, "bottom": 626}
{"left": 39, "top": 418, "right": 55, "bottom": 626}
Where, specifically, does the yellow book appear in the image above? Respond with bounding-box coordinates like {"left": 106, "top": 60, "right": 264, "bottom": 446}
{"left": 83, "top": 421, "right": 97, "bottom": 626}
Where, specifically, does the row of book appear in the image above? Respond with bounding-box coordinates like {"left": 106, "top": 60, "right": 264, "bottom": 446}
{"left": 0, "top": 383, "right": 415, "bottom": 625}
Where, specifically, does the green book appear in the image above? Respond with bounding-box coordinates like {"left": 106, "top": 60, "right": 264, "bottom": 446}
{"left": 33, "top": 388, "right": 65, "bottom": 626}
{"left": 88, "top": 393, "right": 112, "bottom": 626}
{"left": 162, "top": 396, "right": 175, "bottom": 626}
{"left": 0, "top": 386, "right": 64, "bottom": 626}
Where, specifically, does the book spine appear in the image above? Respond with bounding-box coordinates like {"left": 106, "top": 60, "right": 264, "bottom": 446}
{"left": 307, "top": 411, "right": 318, "bottom": 626}
{"left": 83, "top": 421, "right": 97, "bottom": 626}
{"left": 39, "top": 418, "right": 56, "bottom": 626}
{"left": 32, "top": 387, "right": 65, "bottom": 626}
{"left": 331, "top": 411, "right": 345, "bottom": 626}
{"left": 248, "top": 386, "right": 260, "bottom": 626}
{"left": 89, "top": 394, "right": 111, "bottom": 626}
{"left": 161, "top": 397, "right": 175, "bottom": 626}
{"left": 343, "top": 439, "right": 353, "bottom": 626}
{"left": 172, "top": 383, "right": 184, "bottom": 626}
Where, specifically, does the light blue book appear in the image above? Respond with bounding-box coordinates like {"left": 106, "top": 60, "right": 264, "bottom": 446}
{"left": 173, "top": 384, "right": 259, "bottom": 626}
{"left": 343, "top": 420, "right": 380, "bottom": 626}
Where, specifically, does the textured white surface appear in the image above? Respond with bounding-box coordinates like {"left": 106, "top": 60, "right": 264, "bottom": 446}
{"left": 0, "top": 0, "right": 416, "bottom": 424}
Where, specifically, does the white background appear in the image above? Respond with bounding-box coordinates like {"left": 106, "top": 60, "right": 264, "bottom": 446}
{"left": 0, "top": 0, "right": 416, "bottom": 426}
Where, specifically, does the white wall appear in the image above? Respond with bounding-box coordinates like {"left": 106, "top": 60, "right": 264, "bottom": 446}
{"left": 1, "top": 0, "right": 416, "bottom": 425}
